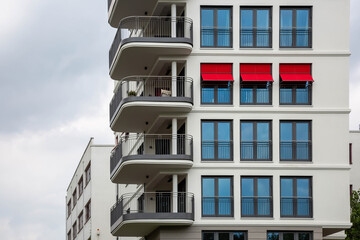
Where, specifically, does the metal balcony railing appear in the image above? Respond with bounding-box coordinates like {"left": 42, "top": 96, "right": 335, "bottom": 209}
{"left": 111, "top": 192, "right": 195, "bottom": 226}
{"left": 280, "top": 27, "right": 312, "bottom": 48}
{"left": 202, "top": 196, "right": 234, "bottom": 216}
{"left": 240, "top": 140, "right": 272, "bottom": 161}
{"left": 109, "top": 16, "right": 193, "bottom": 67}
{"left": 280, "top": 197, "right": 312, "bottom": 217}
{"left": 109, "top": 76, "right": 193, "bottom": 122}
{"left": 240, "top": 27, "right": 272, "bottom": 48}
{"left": 280, "top": 140, "right": 312, "bottom": 161}
{"left": 201, "top": 140, "right": 233, "bottom": 161}
{"left": 110, "top": 134, "right": 193, "bottom": 174}
{"left": 241, "top": 196, "right": 273, "bottom": 217}
{"left": 200, "top": 27, "right": 233, "bottom": 47}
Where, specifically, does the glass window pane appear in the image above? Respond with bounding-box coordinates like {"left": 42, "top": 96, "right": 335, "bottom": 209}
{"left": 296, "top": 86, "right": 309, "bottom": 104}
{"left": 296, "top": 9, "right": 310, "bottom": 47}
{"left": 203, "top": 232, "right": 215, "bottom": 240}
{"left": 202, "top": 122, "right": 214, "bottom": 159}
{"left": 217, "top": 9, "right": 231, "bottom": 47}
{"left": 201, "top": 9, "right": 214, "bottom": 47}
{"left": 219, "top": 232, "right": 230, "bottom": 240}
{"left": 296, "top": 123, "right": 309, "bottom": 141}
{"left": 242, "top": 178, "right": 254, "bottom": 215}
{"left": 257, "top": 123, "right": 269, "bottom": 141}
{"left": 281, "top": 178, "right": 293, "bottom": 197}
{"left": 256, "top": 85, "right": 270, "bottom": 103}
{"left": 218, "top": 86, "right": 231, "bottom": 103}
{"left": 280, "top": 10, "right": 293, "bottom": 47}
{"left": 296, "top": 122, "right": 309, "bottom": 160}
{"left": 233, "top": 233, "right": 245, "bottom": 240}
{"left": 280, "top": 122, "right": 293, "bottom": 160}
{"left": 218, "top": 178, "right": 231, "bottom": 196}
{"left": 267, "top": 233, "right": 279, "bottom": 240}
{"left": 202, "top": 87, "right": 215, "bottom": 103}
{"left": 218, "top": 122, "right": 231, "bottom": 159}
{"left": 241, "top": 87, "right": 254, "bottom": 103}
{"left": 257, "top": 10, "right": 270, "bottom": 47}
{"left": 257, "top": 122, "right": 270, "bottom": 160}
{"left": 219, "top": 178, "right": 232, "bottom": 215}
{"left": 283, "top": 233, "right": 295, "bottom": 240}
{"left": 202, "top": 178, "right": 215, "bottom": 215}
{"left": 299, "top": 233, "right": 311, "bottom": 240}
{"left": 280, "top": 88, "right": 293, "bottom": 104}
{"left": 257, "top": 178, "right": 270, "bottom": 196}
{"left": 280, "top": 123, "right": 292, "bottom": 141}
{"left": 241, "top": 122, "right": 253, "bottom": 160}
{"left": 203, "top": 178, "right": 215, "bottom": 196}
{"left": 241, "top": 9, "right": 253, "bottom": 47}
{"left": 242, "top": 178, "right": 254, "bottom": 197}
{"left": 281, "top": 178, "right": 294, "bottom": 216}
{"left": 297, "top": 179, "right": 310, "bottom": 216}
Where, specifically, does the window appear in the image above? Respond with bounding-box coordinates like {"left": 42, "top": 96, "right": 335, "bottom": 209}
{"left": 279, "top": 64, "right": 313, "bottom": 105}
{"left": 280, "top": 177, "right": 312, "bottom": 217}
{"left": 202, "top": 176, "right": 233, "bottom": 217}
{"left": 280, "top": 7, "right": 312, "bottom": 48}
{"left": 85, "top": 200, "right": 91, "bottom": 222}
{"left": 350, "top": 143, "right": 353, "bottom": 165}
{"left": 201, "top": 63, "right": 234, "bottom": 104}
{"left": 78, "top": 177, "right": 84, "bottom": 198}
{"left": 240, "top": 7, "right": 272, "bottom": 48}
{"left": 201, "top": 7, "right": 232, "bottom": 47}
{"left": 85, "top": 163, "right": 91, "bottom": 184}
{"left": 280, "top": 121, "right": 312, "bottom": 161}
{"left": 201, "top": 120, "right": 233, "bottom": 161}
{"left": 78, "top": 211, "right": 84, "bottom": 232}
{"left": 67, "top": 230, "right": 71, "bottom": 240}
{"left": 267, "top": 231, "right": 312, "bottom": 240}
{"left": 72, "top": 189, "right": 77, "bottom": 208}
{"left": 203, "top": 231, "right": 247, "bottom": 240}
{"left": 67, "top": 200, "right": 71, "bottom": 218}
{"left": 72, "top": 222, "right": 77, "bottom": 239}
{"left": 240, "top": 64, "right": 273, "bottom": 105}
{"left": 241, "top": 177, "right": 272, "bottom": 217}
{"left": 240, "top": 121, "right": 272, "bottom": 161}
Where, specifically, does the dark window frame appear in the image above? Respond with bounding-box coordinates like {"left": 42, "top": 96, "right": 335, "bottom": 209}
{"left": 201, "top": 120, "right": 233, "bottom": 161}
{"left": 202, "top": 231, "right": 248, "bottom": 240}
{"left": 201, "top": 176, "right": 234, "bottom": 217}
{"left": 72, "top": 222, "right": 77, "bottom": 239}
{"left": 267, "top": 231, "right": 313, "bottom": 240}
{"left": 240, "top": 120, "right": 273, "bottom": 161}
{"left": 280, "top": 120, "right": 312, "bottom": 162}
{"left": 280, "top": 176, "right": 313, "bottom": 218}
{"left": 201, "top": 81, "right": 234, "bottom": 105}
{"left": 78, "top": 176, "right": 84, "bottom": 198}
{"left": 279, "top": 82, "right": 312, "bottom": 105}
{"left": 279, "top": 6, "right": 313, "bottom": 48}
{"left": 78, "top": 211, "right": 84, "bottom": 232}
{"left": 72, "top": 189, "right": 77, "bottom": 209}
{"left": 350, "top": 143, "right": 353, "bottom": 165}
{"left": 85, "top": 162, "right": 91, "bottom": 185}
{"left": 241, "top": 176, "right": 273, "bottom": 217}
{"left": 85, "top": 200, "right": 91, "bottom": 223}
{"left": 67, "top": 230, "right": 71, "bottom": 240}
{"left": 240, "top": 82, "right": 273, "bottom": 105}
{"left": 200, "top": 6, "right": 233, "bottom": 48}
{"left": 240, "top": 6, "right": 273, "bottom": 48}
{"left": 67, "top": 200, "right": 72, "bottom": 218}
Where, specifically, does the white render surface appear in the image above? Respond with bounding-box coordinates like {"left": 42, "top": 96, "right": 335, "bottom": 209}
{"left": 350, "top": 131, "right": 360, "bottom": 191}
{"left": 65, "top": 138, "right": 115, "bottom": 240}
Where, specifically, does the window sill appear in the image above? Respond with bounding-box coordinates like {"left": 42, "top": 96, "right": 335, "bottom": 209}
{"left": 200, "top": 104, "right": 234, "bottom": 107}
{"left": 280, "top": 217, "right": 314, "bottom": 220}
{"left": 279, "top": 104, "right": 313, "bottom": 107}
{"left": 201, "top": 160, "right": 234, "bottom": 163}
{"left": 239, "top": 47, "right": 273, "bottom": 50}
{"left": 200, "top": 47, "right": 234, "bottom": 50}
{"left": 201, "top": 216, "right": 235, "bottom": 219}
{"left": 279, "top": 47, "right": 313, "bottom": 50}
{"left": 240, "top": 104, "right": 273, "bottom": 107}
{"left": 280, "top": 160, "right": 312, "bottom": 163}
{"left": 241, "top": 216, "right": 274, "bottom": 219}
{"left": 240, "top": 160, "right": 273, "bottom": 163}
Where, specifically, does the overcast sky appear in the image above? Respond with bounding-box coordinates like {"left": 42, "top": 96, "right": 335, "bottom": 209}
{"left": 0, "top": 0, "right": 359, "bottom": 240}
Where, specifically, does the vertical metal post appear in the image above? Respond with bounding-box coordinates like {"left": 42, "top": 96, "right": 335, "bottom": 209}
{"left": 172, "top": 61, "right": 177, "bottom": 97}
{"left": 171, "top": 4, "right": 177, "bottom": 38}
{"left": 172, "top": 118, "right": 178, "bottom": 155}
{"left": 172, "top": 174, "right": 178, "bottom": 213}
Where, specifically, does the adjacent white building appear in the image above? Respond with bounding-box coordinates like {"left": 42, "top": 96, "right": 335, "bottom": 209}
{"left": 66, "top": 138, "right": 115, "bottom": 240}
{"left": 350, "top": 130, "right": 360, "bottom": 191}
{"left": 106, "top": 0, "right": 352, "bottom": 240}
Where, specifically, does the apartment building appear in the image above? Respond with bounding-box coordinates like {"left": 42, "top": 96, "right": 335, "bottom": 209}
{"left": 106, "top": 0, "right": 351, "bottom": 240}
{"left": 65, "top": 138, "right": 115, "bottom": 240}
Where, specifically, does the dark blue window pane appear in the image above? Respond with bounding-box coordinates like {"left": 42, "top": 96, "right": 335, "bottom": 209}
{"left": 280, "top": 123, "right": 293, "bottom": 160}
{"left": 219, "top": 233, "right": 230, "bottom": 240}
{"left": 241, "top": 178, "right": 254, "bottom": 215}
{"left": 297, "top": 179, "right": 310, "bottom": 216}
{"left": 203, "top": 233, "right": 215, "bottom": 240}
{"left": 202, "top": 87, "right": 215, "bottom": 103}
{"left": 217, "top": 9, "right": 231, "bottom": 47}
{"left": 218, "top": 122, "right": 231, "bottom": 159}
{"left": 284, "top": 233, "right": 295, "bottom": 240}
{"left": 233, "top": 233, "right": 245, "bottom": 240}
{"left": 296, "top": 87, "right": 309, "bottom": 104}
{"left": 256, "top": 86, "right": 270, "bottom": 103}
{"left": 257, "top": 178, "right": 270, "bottom": 215}
{"left": 280, "top": 10, "right": 293, "bottom": 47}
{"left": 241, "top": 9, "right": 253, "bottom": 47}
{"left": 281, "top": 178, "right": 294, "bottom": 216}
{"left": 257, "top": 10, "right": 270, "bottom": 47}
{"left": 280, "top": 88, "right": 293, "bottom": 104}
{"left": 241, "top": 88, "right": 254, "bottom": 103}
{"left": 202, "top": 122, "right": 214, "bottom": 159}
{"left": 241, "top": 122, "right": 253, "bottom": 160}
{"left": 257, "top": 123, "right": 270, "bottom": 159}
{"left": 218, "top": 86, "right": 231, "bottom": 103}
{"left": 201, "top": 9, "right": 214, "bottom": 46}
{"left": 267, "top": 233, "right": 279, "bottom": 240}
{"left": 202, "top": 178, "right": 215, "bottom": 215}
{"left": 218, "top": 178, "right": 231, "bottom": 215}
{"left": 299, "top": 233, "right": 311, "bottom": 240}
{"left": 296, "top": 10, "right": 310, "bottom": 47}
{"left": 296, "top": 123, "right": 309, "bottom": 160}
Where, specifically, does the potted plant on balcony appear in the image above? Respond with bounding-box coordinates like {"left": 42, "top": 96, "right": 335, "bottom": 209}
{"left": 127, "top": 90, "right": 137, "bottom": 97}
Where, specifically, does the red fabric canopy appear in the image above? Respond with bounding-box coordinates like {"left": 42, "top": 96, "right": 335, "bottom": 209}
{"left": 201, "top": 63, "right": 234, "bottom": 81}
{"left": 240, "top": 64, "right": 273, "bottom": 82}
{"left": 280, "top": 64, "right": 314, "bottom": 82}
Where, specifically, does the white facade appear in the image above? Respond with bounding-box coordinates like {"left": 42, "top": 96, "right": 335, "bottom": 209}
{"left": 350, "top": 131, "right": 360, "bottom": 191}
{"left": 65, "top": 138, "right": 115, "bottom": 240}
{"left": 107, "top": 0, "right": 351, "bottom": 240}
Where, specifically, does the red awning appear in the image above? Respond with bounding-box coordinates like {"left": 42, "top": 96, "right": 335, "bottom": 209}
{"left": 280, "top": 64, "right": 314, "bottom": 82}
{"left": 240, "top": 64, "right": 273, "bottom": 82}
{"left": 201, "top": 63, "right": 234, "bottom": 81}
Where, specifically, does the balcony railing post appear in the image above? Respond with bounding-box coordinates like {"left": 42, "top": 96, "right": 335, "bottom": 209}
{"left": 171, "top": 5, "right": 177, "bottom": 38}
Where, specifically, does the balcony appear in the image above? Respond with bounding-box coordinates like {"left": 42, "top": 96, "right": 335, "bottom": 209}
{"left": 110, "top": 134, "right": 193, "bottom": 184}
{"left": 280, "top": 140, "right": 312, "bottom": 161}
{"left": 110, "top": 76, "right": 193, "bottom": 132}
{"left": 240, "top": 141, "right": 272, "bottom": 161}
{"left": 111, "top": 192, "right": 194, "bottom": 236}
{"left": 280, "top": 197, "right": 313, "bottom": 218}
{"left": 240, "top": 27, "right": 272, "bottom": 48}
{"left": 109, "top": 16, "right": 193, "bottom": 79}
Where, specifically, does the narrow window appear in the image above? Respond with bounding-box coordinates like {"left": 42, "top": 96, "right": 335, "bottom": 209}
{"left": 85, "top": 163, "right": 91, "bottom": 184}
{"left": 72, "top": 189, "right": 77, "bottom": 208}
{"left": 240, "top": 7, "right": 272, "bottom": 48}
{"left": 78, "top": 176, "right": 84, "bottom": 198}
{"left": 201, "top": 7, "right": 232, "bottom": 48}
{"left": 78, "top": 211, "right": 84, "bottom": 231}
{"left": 72, "top": 222, "right": 77, "bottom": 239}
{"left": 202, "top": 176, "right": 233, "bottom": 217}
{"left": 85, "top": 200, "right": 91, "bottom": 222}
{"left": 267, "top": 231, "right": 312, "bottom": 240}
{"left": 67, "top": 200, "right": 71, "bottom": 218}
{"left": 350, "top": 143, "right": 353, "bottom": 165}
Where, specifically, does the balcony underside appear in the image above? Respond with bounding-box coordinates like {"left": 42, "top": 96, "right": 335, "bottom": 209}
{"left": 108, "top": 0, "right": 157, "bottom": 28}
{"left": 111, "top": 213, "right": 193, "bottom": 237}
{"left": 110, "top": 40, "right": 192, "bottom": 80}
{"left": 111, "top": 156, "right": 193, "bottom": 184}
{"left": 110, "top": 99, "right": 192, "bottom": 132}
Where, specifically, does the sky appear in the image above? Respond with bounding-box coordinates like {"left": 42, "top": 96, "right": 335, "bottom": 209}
{"left": 0, "top": 0, "right": 359, "bottom": 239}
